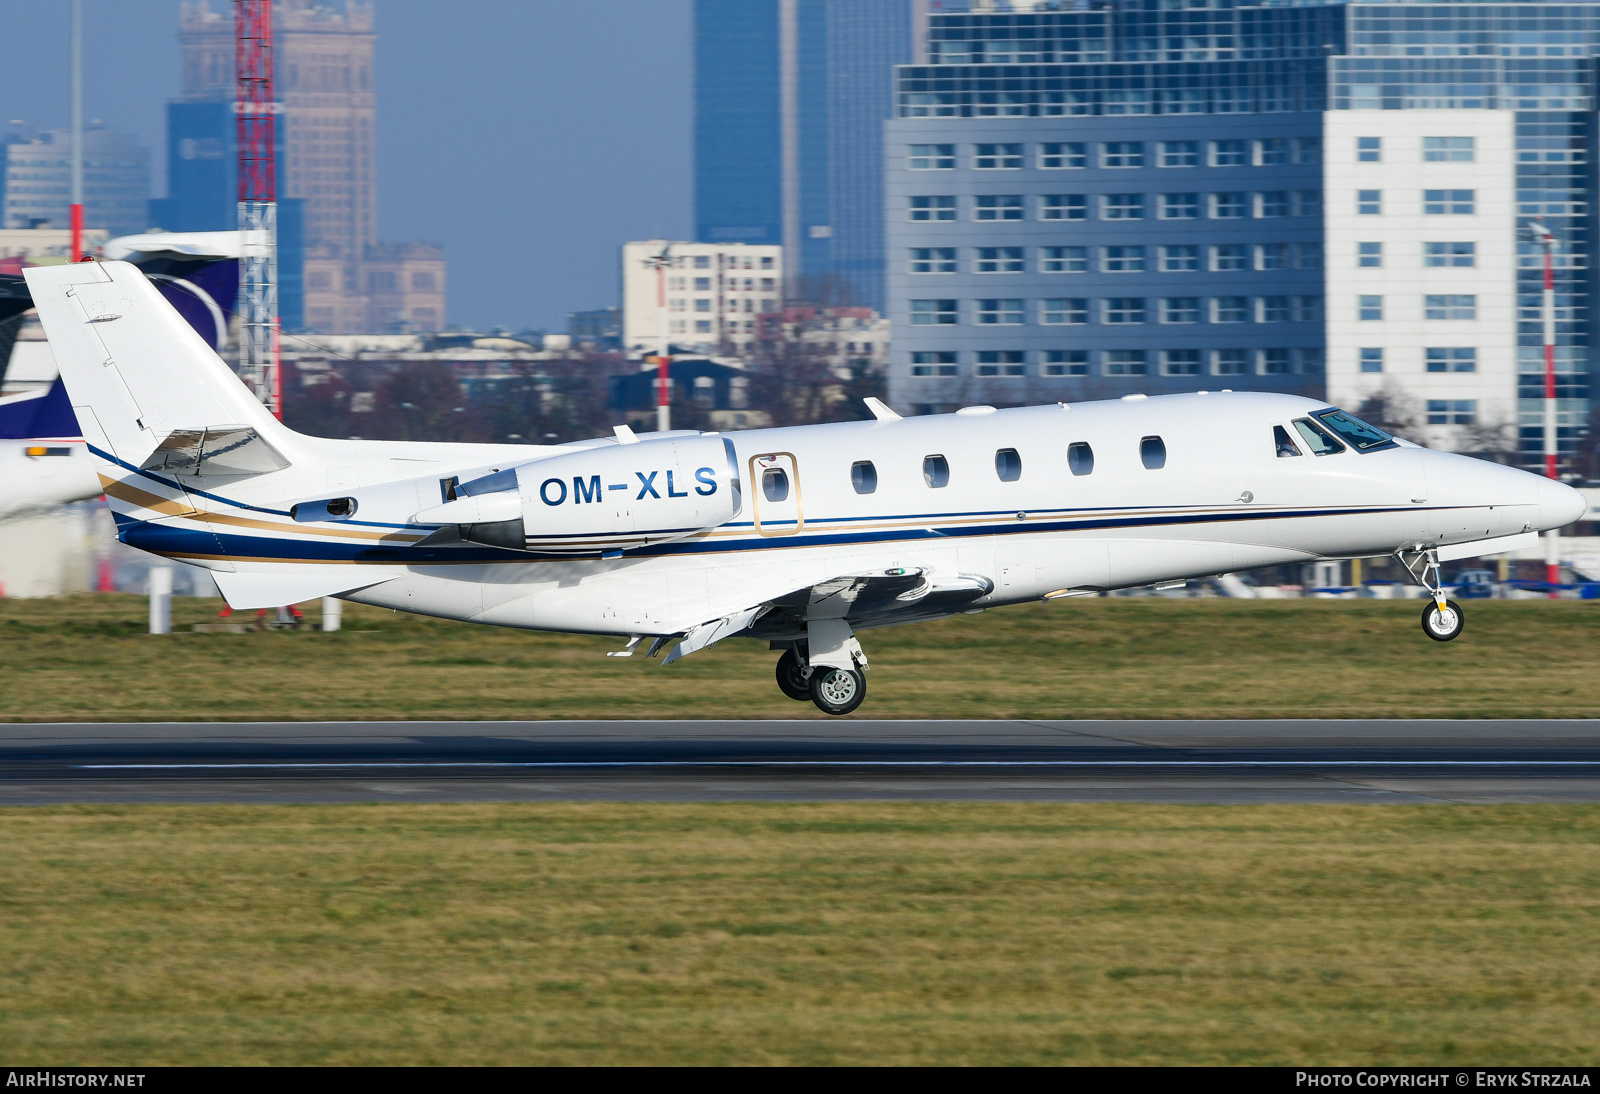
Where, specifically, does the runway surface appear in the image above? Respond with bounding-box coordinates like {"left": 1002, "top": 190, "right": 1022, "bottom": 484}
{"left": 1, "top": 719, "right": 1599, "bottom": 803}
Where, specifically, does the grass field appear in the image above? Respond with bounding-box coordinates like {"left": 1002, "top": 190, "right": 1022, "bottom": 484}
{"left": 0, "top": 802, "right": 1594, "bottom": 1065}
{"left": 2, "top": 593, "right": 1600, "bottom": 721}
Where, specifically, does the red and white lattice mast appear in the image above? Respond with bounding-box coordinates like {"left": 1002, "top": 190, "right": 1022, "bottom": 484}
{"left": 235, "top": 0, "right": 280, "bottom": 419}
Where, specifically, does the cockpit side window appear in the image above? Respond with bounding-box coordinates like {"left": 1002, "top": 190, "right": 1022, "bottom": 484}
{"left": 1292, "top": 418, "right": 1346, "bottom": 455}
{"left": 1312, "top": 408, "right": 1397, "bottom": 452}
{"left": 1273, "top": 425, "right": 1302, "bottom": 458}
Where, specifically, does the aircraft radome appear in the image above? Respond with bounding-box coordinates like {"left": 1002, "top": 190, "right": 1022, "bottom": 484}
{"left": 23, "top": 261, "right": 1586, "bottom": 715}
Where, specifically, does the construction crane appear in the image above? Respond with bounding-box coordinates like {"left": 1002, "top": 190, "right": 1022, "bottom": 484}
{"left": 235, "top": 0, "right": 280, "bottom": 419}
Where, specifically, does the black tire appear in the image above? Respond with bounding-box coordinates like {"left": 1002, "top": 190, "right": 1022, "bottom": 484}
{"left": 809, "top": 666, "right": 866, "bottom": 716}
{"left": 775, "top": 649, "right": 812, "bottom": 702}
{"left": 1421, "top": 598, "right": 1465, "bottom": 642}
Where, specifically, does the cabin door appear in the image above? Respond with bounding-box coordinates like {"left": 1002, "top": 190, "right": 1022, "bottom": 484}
{"left": 749, "top": 452, "right": 803, "bottom": 537}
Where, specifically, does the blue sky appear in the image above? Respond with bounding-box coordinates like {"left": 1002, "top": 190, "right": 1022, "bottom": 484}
{"left": 0, "top": 0, "right": 693, "bottom": 332}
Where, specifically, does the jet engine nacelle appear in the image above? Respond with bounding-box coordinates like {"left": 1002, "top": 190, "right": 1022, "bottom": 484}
{"left": 417, "top": 435, "right": 742, "bottom": 555}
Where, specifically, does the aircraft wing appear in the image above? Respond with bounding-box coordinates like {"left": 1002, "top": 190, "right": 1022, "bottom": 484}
{"left": 660, "top": 567, "right": 992, "bottom": 664}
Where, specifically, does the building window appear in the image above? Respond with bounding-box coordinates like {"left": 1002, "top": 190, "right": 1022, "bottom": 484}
{"left": 974, "top": 143, "right": 1023, "bottom": 169}
{"left": 1102, "top": 193, "right": 1145, "bottom": 220}
{"left": 1296, "top": 295, "right": 1324, "bottom": 322}
{"left": 1426, "top": 347, "right": 1477, "bottom": 373}
{"left": 909, "top": 144, "right": 955, "bottom": 169}
{"left": 1298, "top": 348, "right": 1325, "bottom": 375}
{"left": 1424, "top": 190, "right": 1475, "bottom": 215}
{"left": 1102, "top": 246, "right": 1146, "bottom": 273}
{"left": 1358, "top": 295, "right": 1383, "bottom": 320}
{"left": 694, "top": 298, "right": 712, "bottom": 312}
{"left": 1295, "top": 243, "right": 1323, "bottom": 269}
{"left": 368, "top": 271, "right": 398, "bottom": 292}
{"left": 696, "top": 320, "right": 712, "bottom": 332}
{"left": 1257, "top": 191, "right": 1289, "bottom": 218}
{"left": 1103, "top": 298, "right": 1147, "bottom": 325}
{"left": 977, "top": 350, "right": 1026, "bottom": 376}
{"left": 1259, "top": 296, "right": 1291, "bottom": 322}
{"left": 1159, "top": 192, "right": 1199, "bottom": 219}
{"left": 1212, "top": 297, "right": 1249, "bottom": 323}
{"left": 1161, "top": 297, "right": 1200, "bottom": 324}
{"left": 761, "top": 256, "right": 774, "bottom": 269}
{"left": 911, "top": 299, "right": 957, "bottom": 325}
{"left": 1211, "top": 192, "right": 1246, "bottom": 218}
{"left": 1039, "top": 142, "right": 1086, "bottom": 169}
{"left": 1104, "top": 349, "right": 1147, "bottom": 375}
{"left": 1358, "top": 242, "right": 1383, "bottom": 268}
{"left": 1427, "top": 400, "right": 1477, "bottom": 425}
{"left": 1358, "top": 136, "right": 1381, "bottom": 162}
{"left": 1424, "top": 137, "right": 1474, "bottom": 163}
{"left": 1102, "top": 141, "right": 1144, "bottom": 168}
{"left": 1256, "top": 138, "right": 1289, "bottom": 166}
{"left": 1160, "top": 140, "right": 1199, "bottom": 167}
{"left": 976, "top": 299, "right": 1024, "bottom": 325}
{"left": 1425, "top": 294, "right": 1476, "bottom": 320}
{"left": 910, "top": 195, "right": 956, "bottom": 221}
{"left": 910, "top": 350, "right": 958, "bottom": 377}
{"left": 976, "top": 247, "right": 1024, "bottom": 273}
{"left": 909, "top": 248, "right": 957, "bottom": 273}
{"left": 1161, "top": 349, "right": 1201, "bottom": 376}
{"left": 1040, "top": 194, "right": 1086, "bottom": 221}
{"left": 694, "top": 256, "right": 711, "bottom": 268}
{"left": 694, "top": 277, "right": 712, "bottom": 291}
{"left": 1041, "top": 246, "right": 1087, "bottom": 273}
{"left": 1360, "top": 347, "right": 1384, "bottom": 373}
{"left": 1294, "top": 137, "right": 1322, "bottom": 165}
{"left": 1044, "top": 350, "right": 1089, "bottom": 376}
{"left": 1425, "top": 242, "right": 1476, "bottom": 267}
{"left": 761, "top": 277, "right": 775, "bottom": 290}
{"left": 1358, "top": 190, "right": 1382, "bottom": 215}
{"left": 975, "top": 195, "right": 1023, "bottom": 221}
{"left": 1259, "top": 348, "right": 1292, "bottom": 375}
{"left": 1211, "top": 244, "right": 1248, "bottom": 271}
{"left": 1294, "top": 190, "right": 1322, "bottom": 216}
{"left": 1039, "top": 298, "right": 1088, "bottom": 325}
{"left": 1160, "top": 245, "right": 1200, "bottom": 272}
{"left": 411, "top": 272, "right": 437, "bottom": 290}
{"left": 1257, "top": 243, "right": 1290, "bottom": 271}
{"left": 1210, "top": 140, "right": 1247, "bottom": 167}
{"left": 1213, "top": 349, "right": 1248, "bottom": 376}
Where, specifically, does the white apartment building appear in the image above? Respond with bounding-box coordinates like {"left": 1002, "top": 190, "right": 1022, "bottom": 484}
{"left": 621, "top": 240, "right": 782, "bottom": 357}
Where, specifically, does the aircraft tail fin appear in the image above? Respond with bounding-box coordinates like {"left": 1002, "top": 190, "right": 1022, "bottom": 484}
{"left": 20, "top": 260, "right": 298, "bottom": 472}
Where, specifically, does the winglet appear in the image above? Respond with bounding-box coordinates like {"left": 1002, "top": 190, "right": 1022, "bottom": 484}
{"left": 863, "top": 397, "right": 901, "bottom": 422}
{"left": 614, "top": 424, "right": 640, "bottom": 445}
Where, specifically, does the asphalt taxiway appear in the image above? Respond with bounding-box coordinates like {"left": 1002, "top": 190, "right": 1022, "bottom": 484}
{"left": 0, "top": 719, "right": 1597, "bottom": 803}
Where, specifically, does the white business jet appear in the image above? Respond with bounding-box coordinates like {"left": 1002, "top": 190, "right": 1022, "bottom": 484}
{"left": 24, "top": 260, "right": 1585, "bottom": 714}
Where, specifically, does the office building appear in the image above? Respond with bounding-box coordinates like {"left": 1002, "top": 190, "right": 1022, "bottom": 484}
{"left": 886, "top": 0, "right": 1600, "bottom": 471}
{"left": 694, "top": 0, "right": 921, "bottom": 313}
{"left": 621, "top": 241, "right": 783, "bottom": 357}
{"left": 2, "top": 126, "right": 150, "bottom": 239}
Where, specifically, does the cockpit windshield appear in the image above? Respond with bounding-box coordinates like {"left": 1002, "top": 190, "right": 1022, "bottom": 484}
{"left": 1311, "top": 409, "right": 1397, "bottom": 453}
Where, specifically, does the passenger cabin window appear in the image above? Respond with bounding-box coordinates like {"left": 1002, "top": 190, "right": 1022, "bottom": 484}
{"left": 1140, "top": 436, "right": 1167, "bottom": 470}
{"left": 1067, "top": 442, "right": 1094, "bottom": 476}
{"left": 1274, "top": 425, "right": 1301, "bottom": 458}
{"left": 995, "top": 448, "right": 1022, "bottom": 482}
{"left": 851, "top": 460, "right": 877, "bottom": 494}
{"left": 762, "top": 468, "right": 790, "bottom": 502}
{"left": 1312, "top": 409, "right": 1397, "bottom": 452}
{"left": 1293, "top": 418, "right": 1346, "bottom": 456}
{"left": 923, "top": 454, "right": 949, "bottom": 488}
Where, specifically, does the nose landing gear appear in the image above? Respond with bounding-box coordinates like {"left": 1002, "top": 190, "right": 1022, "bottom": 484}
{"left": 1397, "top": 547, "right": 1466, "bottom": 642}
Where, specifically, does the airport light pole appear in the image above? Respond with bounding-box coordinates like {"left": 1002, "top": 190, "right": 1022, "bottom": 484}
{"left": 643, "top": 242, "right": 673, "bottom": 432}
{"left": 236, "top": 0, "right": 281, "bottom": 420}
{"left": 69, "top": 0, "right": 83, "bottom": 261}
{"left": 1528, "top": 219, "right": 1562, "bottom": 592}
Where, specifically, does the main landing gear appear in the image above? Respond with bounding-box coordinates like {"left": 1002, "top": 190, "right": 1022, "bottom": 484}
{"left": 775, "top": 644, "right": 868, "bottom": 716}
{"left": 1397, "top": 548, "right": 1465, "bottom": 642}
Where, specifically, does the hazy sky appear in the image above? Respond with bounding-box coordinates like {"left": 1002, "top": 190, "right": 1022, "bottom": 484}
{"left": 0, "top": 0, "right": 694, "bottom": 332}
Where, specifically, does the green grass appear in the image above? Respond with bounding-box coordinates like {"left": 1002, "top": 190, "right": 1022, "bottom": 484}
{"left": 2, "top": 594, "right": 1600, "bottom": 720}
{"left": 0, "top": 803, "right": 1595, "bottom": 1065}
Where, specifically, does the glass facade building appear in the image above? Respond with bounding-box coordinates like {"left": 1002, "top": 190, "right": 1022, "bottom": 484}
{"left": 886, "top": 1, "right": 1600, "bottom": 471}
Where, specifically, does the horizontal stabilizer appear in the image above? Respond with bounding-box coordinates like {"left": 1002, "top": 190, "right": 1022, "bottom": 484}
{"left": 140, "top": 425, "right": 290, "bottom": 477}
{"left": 1437, "top": 531, "right": 1539, "bottom": 563}
{"left": 211, "top": 567, "right": 391, "bottom": 610}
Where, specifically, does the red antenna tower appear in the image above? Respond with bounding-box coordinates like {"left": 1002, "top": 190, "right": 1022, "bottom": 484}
{"left": 235, "top": 0, "right": 280, "bottom": 418}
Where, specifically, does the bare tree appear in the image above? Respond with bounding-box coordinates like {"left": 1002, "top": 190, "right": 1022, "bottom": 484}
{"left": 1355, "top": 381, "right": 1424, "bottom": 444}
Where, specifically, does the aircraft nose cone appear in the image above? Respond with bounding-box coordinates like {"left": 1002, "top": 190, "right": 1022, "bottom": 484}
{"left": 1538, "top": 477, "right": 1587, "bottom": 530}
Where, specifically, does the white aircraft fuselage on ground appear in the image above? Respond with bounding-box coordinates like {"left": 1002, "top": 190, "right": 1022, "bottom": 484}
{"left": 0, "top": 383, "right": 100, "bottom": 522}
{"left": 24, "top": 260, "right": 1585, "bottom": 714}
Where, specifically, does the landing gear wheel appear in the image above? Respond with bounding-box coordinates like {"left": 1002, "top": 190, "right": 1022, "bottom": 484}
{"left": 775, "top": 649, "right": 813, "bottom": 702}
{"left": 809, "top": 667, "right": 866, "bottom": 716}
{"left": 1421, "top": 599, "right": 1465, "bottom": 642}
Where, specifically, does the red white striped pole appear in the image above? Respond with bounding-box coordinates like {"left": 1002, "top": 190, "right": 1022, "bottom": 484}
{"left": 69, "top": 0, "right": 83, "bottom": 261}
{"left": 1531, "top": 219, "right": 1561, "bottom": 592}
